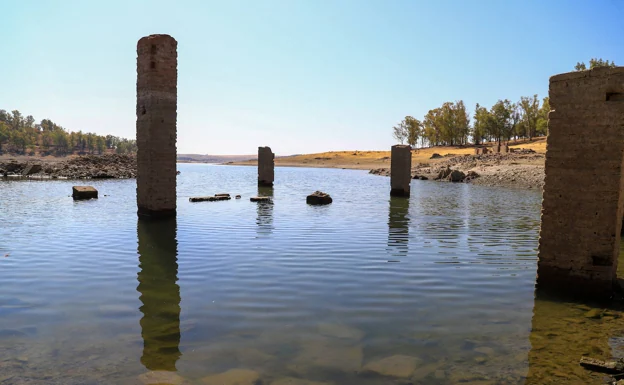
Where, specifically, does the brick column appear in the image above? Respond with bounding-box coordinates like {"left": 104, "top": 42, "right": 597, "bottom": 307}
{"left": 537, "top": 67, "right": 624, "bottom": 296}
{"left": 136, "top": 34, "right": 177, "bottom": 219}
{"left": 390, "top": 145, "right": 411, "bottom": 197}
{"left": 258, "top": 146, "right": 274, "bottom": 187}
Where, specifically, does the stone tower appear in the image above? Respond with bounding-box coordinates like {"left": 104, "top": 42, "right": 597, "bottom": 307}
{"left": 390, "top": 145, "right": 411, "bottom": 197}
{"left": 258, "top": 146, "right": 275, "bottom": 187}
{"left": 537, "top": 67, "right": 624, "bottom": 296}
{"left": 136, "top": 34, "right": 178, "bottom": 219}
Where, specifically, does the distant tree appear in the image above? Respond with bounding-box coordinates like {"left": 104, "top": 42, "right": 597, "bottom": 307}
{"left": 392, "top": 121, "right": 408, "bottom": 144}
{"left": 404, "top": 116, "right": 422, "bottom": 147}
{"left": 519, "top": 95, "right": 540, "bottom": 140}
{"left": 536, "top": 97, "right": 550, "bottom": 136}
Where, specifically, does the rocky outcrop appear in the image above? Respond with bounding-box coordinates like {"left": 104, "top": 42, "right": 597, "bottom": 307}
{"left": 306, "top": 191, "right": 332, "bottom": 205}
{"left": 0, "top": 154, "right": 137, "bottom": 179}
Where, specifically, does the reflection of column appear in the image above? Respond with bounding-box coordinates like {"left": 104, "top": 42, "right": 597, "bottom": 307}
{"left": 388, "top": 196, "right": 410, "bottom": 258}
{"left": 137, "top": 218, "right": 181, "bottom": 371}
{"left": 256, "top": 186, "right": 274, "bottom": 234}
{"left": 525, "top": 290, "right": 617, "bottom": 385}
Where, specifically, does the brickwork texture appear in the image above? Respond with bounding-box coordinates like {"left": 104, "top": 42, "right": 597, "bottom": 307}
{"left": 136, "top": 34, "right": 177, "bottom": 219}
{"left": 537, "top": 66, "right": 624, "bottom": 296}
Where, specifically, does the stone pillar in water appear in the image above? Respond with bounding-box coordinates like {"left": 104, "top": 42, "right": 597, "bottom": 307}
{"left": 136, "top": 34, "right": 177, "bottom": 219}
{"left": 258, "top": 146, "right": 275, "bottom": 187}
{"left": 390, "top": 145, "right": 411, "bottom": 197}
{"left": 537, "top": 67, "right": 624, "bottom": 296}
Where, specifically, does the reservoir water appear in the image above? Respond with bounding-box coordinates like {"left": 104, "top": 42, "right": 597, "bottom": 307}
{"left": 1, "top": 164, "right": 622, "bottom": 385}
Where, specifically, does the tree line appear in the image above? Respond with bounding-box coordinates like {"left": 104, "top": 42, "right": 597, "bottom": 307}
{"left": 393, "top": 58, "right": 616, "bottom": 147}
{"left": 0, "top": 109, "right": 136, "bottom": 156}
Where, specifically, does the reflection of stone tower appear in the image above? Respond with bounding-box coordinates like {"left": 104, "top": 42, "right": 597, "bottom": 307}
{"left": 388, "top": 196, "right": 410, "bottom": 257}
{"left": 137, "top": 218, "right": 181, "bottom": 371}
{"left": 256, "top": 185, "right": 274, "bottom": 234}
{"left": 136, "top": 34, "right": 178, "bottom": 219}
{"left": 525, "top": 291, "right": 616, "bottom": 385}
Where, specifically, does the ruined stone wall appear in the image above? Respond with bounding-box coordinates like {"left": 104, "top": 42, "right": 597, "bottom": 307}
{"left": 537, "top": 67, "right": 624, "bottom": 295}
{"left": 390, "top": 145, "right": 411, "bottom": 197}
{"left": 258, "top": 146, "right": 274, "bottom": 186}
{"left": 136, "top": 35, "right": 177, "bottom": 218}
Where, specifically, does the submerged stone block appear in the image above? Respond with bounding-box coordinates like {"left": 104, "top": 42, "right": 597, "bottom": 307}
{"left": 306, "top": 191, "right": 332, "bottom": 205}
{"left": 390, "top": 145, "right": 411, "bottom": 197}
{"left": 189, "top": 195, "right": 231, "bottom": 202}
{"left": 250, "top": 196, "right": 272, "bottom": 203}
{"left": 72, "top": 186, "right": 98, "bottom": 200}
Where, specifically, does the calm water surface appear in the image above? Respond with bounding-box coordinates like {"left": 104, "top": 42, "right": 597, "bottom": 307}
{"left": 1, "top": 164, "right": 623, "bottom": 385}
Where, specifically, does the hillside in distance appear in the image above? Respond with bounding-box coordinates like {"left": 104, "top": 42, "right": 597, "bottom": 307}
{"left": 177, "top": 154, "right": 256, "bottom": 163}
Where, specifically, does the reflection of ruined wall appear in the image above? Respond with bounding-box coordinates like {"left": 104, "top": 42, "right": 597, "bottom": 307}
{"left": 136, "top": 34, "right": 177, "bottom": 218}
{"left": 390, "top": 145, "right": 411, "bottom": 197}
{"left": 258, "top": 146, "right": 275, "bottom": 186}
{"left": 137, "top": 218, "right": 181, "bottom": 371}
{"left": 537, "top": 67, "right": 624, "bottom": 295}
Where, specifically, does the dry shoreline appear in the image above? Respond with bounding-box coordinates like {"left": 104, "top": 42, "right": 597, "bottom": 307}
{"left": 228, "top": 139, "right": 547, "bottom": 190}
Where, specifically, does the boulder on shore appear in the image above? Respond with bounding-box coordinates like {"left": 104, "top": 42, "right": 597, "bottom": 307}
{"left": 447, "top": 170, "right": 466, "bottom": 182}
{"left": 22, "top": 164, "right": 42, "bottom": 175}
{"left": 306, "top": 191, "right": 332, "bottom": 205}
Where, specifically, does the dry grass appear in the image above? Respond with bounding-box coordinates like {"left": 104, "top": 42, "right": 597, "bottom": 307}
{"left": 230, "top": 137, "right": 548, "bottom": 170}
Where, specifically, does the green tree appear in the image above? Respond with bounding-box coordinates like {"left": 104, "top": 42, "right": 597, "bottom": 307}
{"left": 404, "top": 116, "right": 422, "bottom": 147}
{"left": 519, "top": 95, "right": 540, "bottom": 140}
{"left": 536, "top": 97, "right": 550, "bottom": 136}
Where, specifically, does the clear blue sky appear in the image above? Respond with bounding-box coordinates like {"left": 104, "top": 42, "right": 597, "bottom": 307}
{"left": 1, "top": 0, "right": 622, "bottom": 155}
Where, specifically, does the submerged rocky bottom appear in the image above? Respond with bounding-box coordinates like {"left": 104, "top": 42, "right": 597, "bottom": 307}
{"left": 2, "top": 295, "right": 624, "bottom": 385}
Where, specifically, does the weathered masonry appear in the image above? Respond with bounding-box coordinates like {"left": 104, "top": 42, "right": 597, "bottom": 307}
{"left": 136, "top": 34, "right": 178, "bottom": 219}
{"left": 537, "top": 67, "right": 624, "bottom": 296}
{"left": 258, "top": 146, "right": 275, "bottom": 187}
{"left": 390, "top": 145, "right": 411, "bottom": 197}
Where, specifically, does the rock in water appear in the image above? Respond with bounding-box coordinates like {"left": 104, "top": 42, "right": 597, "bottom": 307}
{"left": 189, "top": 196, "right": 231, "bottom": 202}
{"left": 306, "top": 191, "right": 332, "bottom": 205}
{"left": 200, "top": 369, "right": 260, "bottom": 385}
{"left": 430, "top": 153, "right": 442, "bottom": 159}
{"left": 235, "top": 195, "right": 242, "bottom": 199}
{"left": 250, "top": 196, "right": 272, "bottom": 203}
{"left": 363, "top": 355, "right": 422, "bottom": 378}
{"left": 72, "top": 186, "right": 98, "bottom": 200}
{"left": 271, "top": 378, "right": 330, "bottom": 385}
{"left": 138, "top": 370, "right": 186, "bottom": 385}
